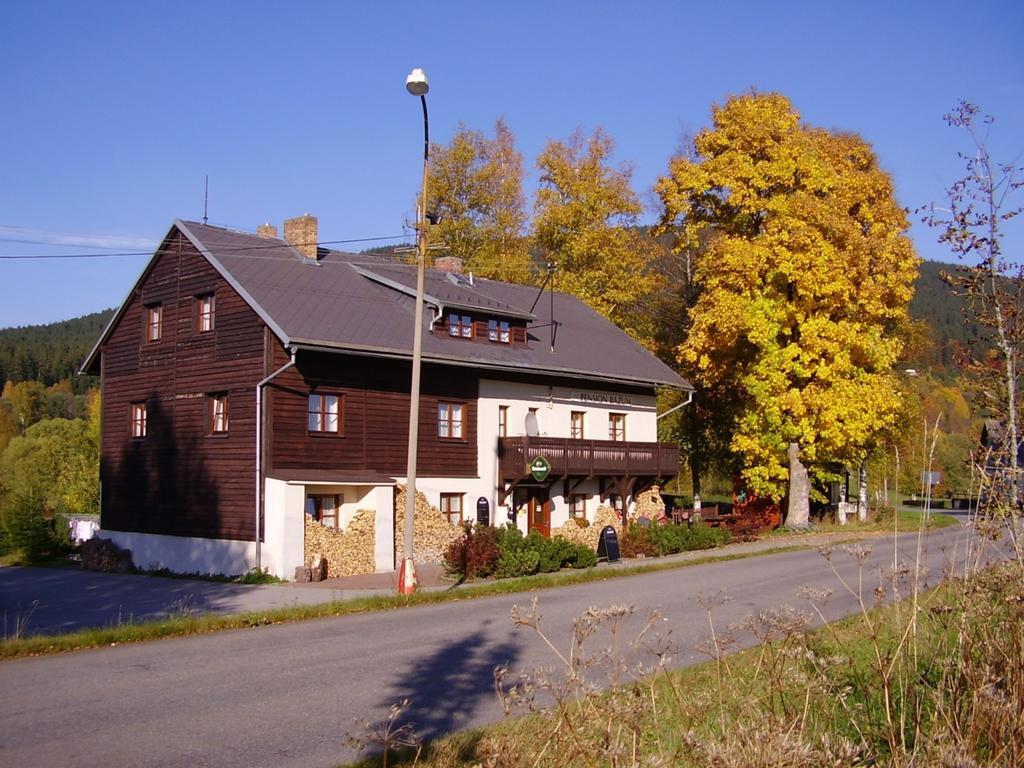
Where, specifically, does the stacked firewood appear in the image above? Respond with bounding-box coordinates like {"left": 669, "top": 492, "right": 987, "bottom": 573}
{"left": 304, "top": 509, "right": 376, "bottom": 578}
{"left": 393, "top": 485, "right": 463, "bottom": 564}
{"left": 632, "top": 486, "right": 665, "bottom": 520}
{"left": 552, "top": 506, "right": 620, "bottom": 549}
{"left": 81, "top": 537, "right": 134, "bottom": 573}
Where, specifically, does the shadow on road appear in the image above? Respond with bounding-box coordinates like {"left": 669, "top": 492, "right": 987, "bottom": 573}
{"left": 363, "top": 617, "right": 521, "bottom": 761}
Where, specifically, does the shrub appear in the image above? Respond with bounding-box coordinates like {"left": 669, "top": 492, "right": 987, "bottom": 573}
{"left": 0, "top": 489, "right": 59, "bottom": 562}
{"left": 443, "top": 523, "right": 501, "bottom": 580}
{"left": 660, "top": 521, "right": 730, "bottom": 553}
{"left": 620, "top": 524, "right": 657, "bottom": 558}
{"left": 464, "top": 525, "right": 500, "bottom": 579}
{"left": 495, "top": 546, "right": 540, "bottom": 578}
{"left": 570, "top": 544, "right": 598, "bottom": 569}
{"left": 492, "top": 526, "right": 536, "bottom": 578}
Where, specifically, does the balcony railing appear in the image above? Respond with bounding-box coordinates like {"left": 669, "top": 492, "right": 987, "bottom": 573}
{"left": 499, "top": 436, "right": 680, "bottom": 480}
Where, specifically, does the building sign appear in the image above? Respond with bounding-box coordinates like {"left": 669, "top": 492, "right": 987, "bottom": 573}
{"left": 530, "top": 456, "right": 551, "bottom": 482}
{"left": 597, "top": 525, "right": 620, "bottom": 562}
{"left": 476, "top": 497, "right": 490, "bottom": 526}
{"left": 572, "top": 391, "right": 633, "bottom": 406}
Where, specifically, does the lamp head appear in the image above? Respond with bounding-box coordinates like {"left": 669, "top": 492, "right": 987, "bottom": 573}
{"left": 405, "top": 68, "right": 429, "bottom": 97}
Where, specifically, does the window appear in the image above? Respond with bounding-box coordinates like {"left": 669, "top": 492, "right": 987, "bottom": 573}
{"left": 569, "top": 494, "right": 587, "bottom": 519}
{"left": 130, "top": 402, "right": 147, "bottom": 438}
{"left": 196, "top": 293, "right": 215, "bottom": 333}
{"left": 305, "top": 494, "right": 340, "bottom": 529}
{"left": 448, "top": 314, "right": 472, "bottom": 338}
{"left": 438, "top": 402, "right": 463, "bottom": 439}
{"left": 608, "top": 494, "right": 624, "bottom": 512}
{"left": 609, "top": 413, "right": 626, "bottom": 441}
{"left": 209, "top": 393, "right": 229, "bottom": 434}
{"left": 487, "top": 319, "right": 510, "bottom": 343}
{"left": 440, "top": 493, "right": 463, "bottom": 525}
{"left": 570, "top": 411, "right": 585, "bottom": 439}
{"left": 145, "top": 304, "right": 162, "bottom": 342}
{"left": 308, "top": 393, "right": 340, "bottom": 433}
{"left": 498, "top": 405, "right": 509, "bottom": 438}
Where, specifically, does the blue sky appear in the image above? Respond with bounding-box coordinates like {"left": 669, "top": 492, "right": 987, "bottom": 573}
{"left": 1, "top": 1, "right": 1021, "bottom": 327}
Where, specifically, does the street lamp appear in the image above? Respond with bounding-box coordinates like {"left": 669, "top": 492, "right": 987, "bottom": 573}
{"left": 398, "top": 67, "right": 430, "bottom": 595}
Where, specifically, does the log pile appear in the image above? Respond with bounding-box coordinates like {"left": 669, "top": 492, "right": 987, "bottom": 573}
{"left": 393, "top": 484, "right": 462, "bottom": 564}
{"left": 551, "top": 505, "right": 620, "bottom": 550}
{"left": 81, "top": 537, "right": 134, "bottom": 573}
{"left": 304, "top": 509, "right": 376, "bottom": 578}
{"left": 632, "top": 486, "right": 665, "bottom": 520}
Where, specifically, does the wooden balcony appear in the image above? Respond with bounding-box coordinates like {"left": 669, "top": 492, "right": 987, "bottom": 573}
{"left": 499, "top": 436, "right": 680, "bottom": 480}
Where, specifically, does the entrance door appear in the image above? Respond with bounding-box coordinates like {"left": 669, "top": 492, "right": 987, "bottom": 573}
{"left": 527, "top": 490, "right": 551, "bottom": 537}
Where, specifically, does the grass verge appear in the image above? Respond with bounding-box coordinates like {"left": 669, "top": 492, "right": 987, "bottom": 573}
{"left": 0, "top": 543, "right": 814, "bottom": 660}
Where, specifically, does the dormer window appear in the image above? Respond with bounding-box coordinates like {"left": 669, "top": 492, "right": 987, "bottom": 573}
{"left": 448, "top": 314, "right": 473, "bottom": 338}
{"left": 488, "top": 319, "right": 510, "bottom": 344}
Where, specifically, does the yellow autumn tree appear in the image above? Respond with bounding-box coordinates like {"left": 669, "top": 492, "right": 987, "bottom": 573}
{"left": 427, "top": 118, "right": 532, "bottom": 283}
{"left": 656, "top": 93, "right": 918, "bottom": 526}
{"left": 534, "top": 128, "right": 661, "bottom": 345}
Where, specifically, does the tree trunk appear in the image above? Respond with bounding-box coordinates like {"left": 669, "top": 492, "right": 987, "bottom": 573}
{"left": 785, "top": 442, "right": 811, "bottom": 528}
{"left": 858, "top": 461, "right": 869, "bottom": 522}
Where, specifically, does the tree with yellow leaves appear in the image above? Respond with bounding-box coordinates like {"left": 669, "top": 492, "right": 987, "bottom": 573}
{"left": 427, "top": 118, "right": 532, "bottom": 283}
{"left": 534, "top": 128, "right": 661, "bottom": 345}
{"left": 656, "top": 93, "right": 918, "bottom": 526}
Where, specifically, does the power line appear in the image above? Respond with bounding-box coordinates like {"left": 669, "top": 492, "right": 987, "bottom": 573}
{"left": 0, "top": 234, "right": 411, "bottom": 260}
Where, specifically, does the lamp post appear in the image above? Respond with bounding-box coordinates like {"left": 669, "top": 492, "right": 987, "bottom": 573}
{"left": 398, "top": 67, "right": 430, "bottom": 595}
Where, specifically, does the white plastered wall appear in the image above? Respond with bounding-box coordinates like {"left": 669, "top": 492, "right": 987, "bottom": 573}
{"left": 262, "top": 478, "right": 305, "bottom": 579}
{"left": 99, "top": 528, "right": 256, "bottom": 577}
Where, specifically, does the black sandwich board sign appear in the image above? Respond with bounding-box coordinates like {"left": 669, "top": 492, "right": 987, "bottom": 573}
{"left": 530, "top": 456, "right": 551, "bottom": 482}
{"left": 476, "top": 497, "right": 490, "bottom": 526}
{"left": 596, "top": 525, "right": 620, "bottom": 563}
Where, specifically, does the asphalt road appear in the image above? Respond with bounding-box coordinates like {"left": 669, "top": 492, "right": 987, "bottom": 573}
{"left": 0, "top": 524, "right": 1006, "bottom": 768}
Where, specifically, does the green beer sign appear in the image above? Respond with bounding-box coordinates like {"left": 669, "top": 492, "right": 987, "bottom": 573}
{"left": 530, "top": 456, "right": 551, "bottom": 482}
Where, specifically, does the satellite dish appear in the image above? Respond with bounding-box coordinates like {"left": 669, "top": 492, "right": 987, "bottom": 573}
{"left": 524, "top": 411, "right": 539, "bottom": 437}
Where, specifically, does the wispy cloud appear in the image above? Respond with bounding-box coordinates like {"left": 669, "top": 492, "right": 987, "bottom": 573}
{"left": 0, "top": 224, "right": 158, "bottom": 251}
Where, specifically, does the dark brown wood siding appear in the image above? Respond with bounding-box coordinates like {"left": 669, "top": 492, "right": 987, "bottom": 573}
{"left": 99, "top": 229, "right": 266, "bottom": 542}
{"left": 268, "top": 346, "right": 478, "bottom": 478}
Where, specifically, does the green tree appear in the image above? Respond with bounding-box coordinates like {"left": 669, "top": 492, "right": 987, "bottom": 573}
{"left": 0, "top": 416, "right": 98, "bottom": 518}
{"left": 656, "top": 93, "right": 918, "bottom": 526}
{"left": 534, "top": 127, "right": 661, "bottom": 345}
{"left": 427, "top": 119, "right": 532, "bottom": 282}
{"left": 2, "top": 380, "right": 46, "bottom": 434}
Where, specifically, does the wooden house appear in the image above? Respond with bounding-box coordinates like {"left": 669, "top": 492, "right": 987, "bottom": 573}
{"left": 82, "top": 216, "right": 690, "bottom": 577}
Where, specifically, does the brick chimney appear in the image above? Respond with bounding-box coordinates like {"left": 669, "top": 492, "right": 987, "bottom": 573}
{"left": 256, "top": 222, "right": 278, "bottom": 239}
{"left": 433, "top": 256, "right": 463, "bottom": 274}
{"left": 283, "top": 214, "right": 318, "bottom": 260}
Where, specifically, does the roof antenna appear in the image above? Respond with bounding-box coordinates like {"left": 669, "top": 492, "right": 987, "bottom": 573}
{"left": 549, "top": 263, "right": 558, "bottom": 353}
{"left": 528, "top": 262, "right": 559, "bottom": 353}
{"left": 203, "top": 175, "right": 209, "bottom": 225}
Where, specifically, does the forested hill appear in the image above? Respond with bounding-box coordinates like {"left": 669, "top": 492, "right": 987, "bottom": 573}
{"left": 0, "top": 259, "right": 970, "bottom": 389}
{"left": 0, "top": 309, "right": 114, "bottom": 389}
{"left": 907, "top": 260, "right": 972, "bottom": 368}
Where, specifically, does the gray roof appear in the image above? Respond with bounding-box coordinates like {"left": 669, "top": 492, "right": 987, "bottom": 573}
{"left": 85, "top": 220, "right": 690, "bottom": 391}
